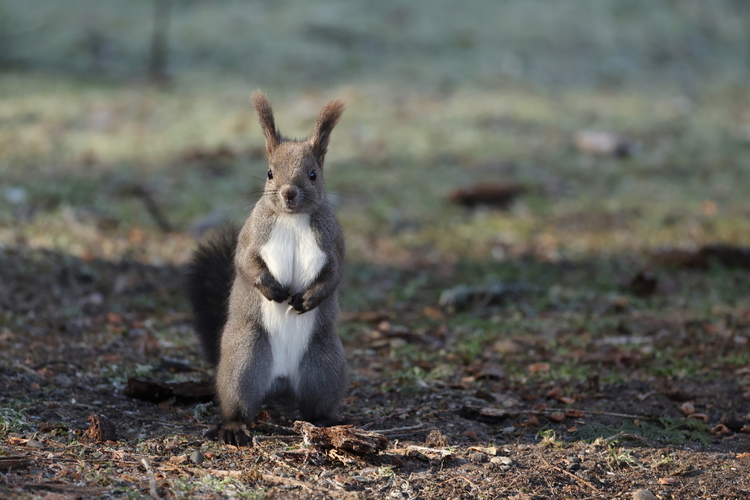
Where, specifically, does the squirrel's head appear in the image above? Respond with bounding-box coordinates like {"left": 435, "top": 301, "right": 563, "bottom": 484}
{"left": 251, "top": 91, "right": 345, "bottom": 215}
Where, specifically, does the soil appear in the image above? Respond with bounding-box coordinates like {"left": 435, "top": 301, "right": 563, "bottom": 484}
{"left": 1, "top": 245, "right": 750, "bottom": 499}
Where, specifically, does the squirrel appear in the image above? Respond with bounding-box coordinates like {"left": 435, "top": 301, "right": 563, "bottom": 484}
{"left": 187, "top": 91, "right": 348, "bottom": 446}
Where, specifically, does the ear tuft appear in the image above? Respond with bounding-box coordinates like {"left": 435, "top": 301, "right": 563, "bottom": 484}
{"left": 309, "top": 100, "right": 345, "bottom": 166}
{"left": 251, "top": 90, "right": 280, "bottom": 157}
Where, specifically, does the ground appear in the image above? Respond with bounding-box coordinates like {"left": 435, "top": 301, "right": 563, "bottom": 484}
{"left": 2, "top": 1, "right": 750, "bottom": 499}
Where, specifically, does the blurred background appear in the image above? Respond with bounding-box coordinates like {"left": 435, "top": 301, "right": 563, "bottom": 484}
{"left": 1, "top": 0, "right": 750, "bottom": 309}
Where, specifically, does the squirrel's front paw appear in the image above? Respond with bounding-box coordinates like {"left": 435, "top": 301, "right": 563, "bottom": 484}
{"left": 289, "top": 292, "right": 321, "bottom": 314}
{"left": 256, "top": 278, "right": 289, "bottom": 303}
{"left": 204, "top": 421, "right": 252, "bottom": 447}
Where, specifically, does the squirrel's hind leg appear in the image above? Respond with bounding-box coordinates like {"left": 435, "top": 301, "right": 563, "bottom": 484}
{"left": 212, "top": 324, "right": 274, "bottom": 445}
{"left": 295, "top": 324, "right": 348, "bottom": 425}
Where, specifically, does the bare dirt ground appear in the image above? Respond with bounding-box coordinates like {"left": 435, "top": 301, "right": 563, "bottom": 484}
{"left": 2, "top": 243, "right": 750, "bottom": 499}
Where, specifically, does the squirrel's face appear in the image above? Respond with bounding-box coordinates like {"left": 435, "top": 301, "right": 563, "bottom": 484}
{"left": 250, "top": 90, "right": 344, "bottom": 215}
{"left": 265, "top": 142, "right": 325, "bottom": 214}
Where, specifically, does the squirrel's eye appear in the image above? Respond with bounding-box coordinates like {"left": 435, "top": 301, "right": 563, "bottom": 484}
{"left": 309, "top": 170, "right": 317, "bottom": 181}
{"left": 267, "top": 169, "right": 273, "bottom": 180}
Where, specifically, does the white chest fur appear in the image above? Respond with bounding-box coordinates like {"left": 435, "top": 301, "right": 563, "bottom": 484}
{"left": 258, "top": 214, "right": 327, "bottom": 383}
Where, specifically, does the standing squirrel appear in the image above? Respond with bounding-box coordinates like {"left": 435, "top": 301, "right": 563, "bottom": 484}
{"left": 187, "top": 91, "right": 348, "bottom": 446}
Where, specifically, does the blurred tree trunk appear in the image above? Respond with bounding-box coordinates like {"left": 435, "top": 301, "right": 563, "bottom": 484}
{"left": 149, "top": 0, "right": 171, "bottom": 82}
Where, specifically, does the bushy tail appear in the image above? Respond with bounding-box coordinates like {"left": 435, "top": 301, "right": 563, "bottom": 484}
{"left": 186, "top": 227, "right": 238, "bottom": 365}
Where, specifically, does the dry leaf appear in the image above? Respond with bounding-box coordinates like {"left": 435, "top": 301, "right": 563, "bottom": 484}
{"left": 702, "top": 200, "right": 717, "bottom": 217}
{"left": 422, "top": 306, "right": 443, "bottom": 319}
{"left": 522, "top": 416, "right": 540, "bottom": 427}
{"left": 710, "top": 424, "right": 731, "bottom": 436}
{"left": 680, "top": 402, "right": 695, "bottom": 415}
{"left": 565, "top": 409, "right": 585, "bottom": 418}
{"left": 448, "top": 183, "right": 527, "bottom": 209}
{"left": 494, "top": 339, "right": 522, "bottom": 354}
{"left": 528, "top": 362, "right": 551, "bottom": 374}
{"left": 688, "top": 413, "right": 709, "bottom": 423}
{"left": 658, "top": 477, "right": 679, "bottom": 485}
{"left": 546, "top": 387, "right": 563, "bottom": 400}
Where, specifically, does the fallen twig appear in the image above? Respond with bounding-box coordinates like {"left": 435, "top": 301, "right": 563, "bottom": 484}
{"left": 0, "top": 456, "right": 32, "bottom": 470}
{"left": 372, "top": 424, "right": 426, "bottom": 436}
{"left": 141, "top": 458, "right": 162, "bottom": 500}
{"left": 538, "top": 453, "right": 599, "bottom": 492}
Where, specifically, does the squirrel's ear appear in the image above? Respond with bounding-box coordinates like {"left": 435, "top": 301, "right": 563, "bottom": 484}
{"left": 309, "top": 100, "right": 345, "bottom": 166}
{"left": 251, "top": 90, "right": 280, "bottom": 157}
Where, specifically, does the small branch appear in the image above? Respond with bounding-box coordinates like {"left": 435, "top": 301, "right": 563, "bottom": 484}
{"left": 372, "top": 424, "right": 426, "bottom": 436}
{"left": 140, "top": 458, "right": 162, "bottom": 500}
{"left": 361, "top": 406, "right": 426, "bottom": 429}
{"left": 406, "top": 445, "right": 454, "bottom": 457}
{"left": 438, "top": 475, "right": 479, "bottom": 491}
{"left": 149, "top": 0, "right": 171, "bottom": 82}
{"left": 538, "top": 453, "right": 599, "bottom": 492}
{"left": 252, "top": 435, "right": 303, "bottom": 443}
{"left": 0, "top": 456, "right": 32, "bottom": 470}
{"left": 136, "top": 187, "right": 173, "bottom": 233}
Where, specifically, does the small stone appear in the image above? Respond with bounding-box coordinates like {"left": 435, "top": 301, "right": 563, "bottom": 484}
{"left": 575, "top": 471, "right": 592, "bottom": 482}
{"left": 581, "top": 459, "right": 598, "bottom": 470}
{"left": 26, "top": 439, "right": 45, "bottom": 449}
{"left": 491, "top": 456, "right": 513, "bottom": 466}
{"left": 190, "top": 450, "right": 204, "bottom": 464}
{"left": 632, "top": 489, "right": 658, "bottom": 500}
{"left": 469, "top": 452, "right": 487, "bottom": 463}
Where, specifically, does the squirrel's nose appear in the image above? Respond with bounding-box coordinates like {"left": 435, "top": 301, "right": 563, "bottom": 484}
{"left": 280, "top": 185, "right": 298, "bottom": 204}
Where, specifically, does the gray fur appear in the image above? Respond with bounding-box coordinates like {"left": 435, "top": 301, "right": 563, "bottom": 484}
{"left": 196, "top": 91, "right": 347, "bottom": 445}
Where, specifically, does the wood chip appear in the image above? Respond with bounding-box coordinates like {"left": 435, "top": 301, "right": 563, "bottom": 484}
{"left": 123, "top": 376, "right": 213, "bottom": 404}
{"left": 84, "top": 413, "right": 117, "bottom": 442}
{"left": 293, "top": 421, "right": 387, "bottom": 455}
{"left": 0, "top": 456, "right": 32, "bottom": 470}
{"left": 448, "top": 183, "right": 527, "bottom": 209}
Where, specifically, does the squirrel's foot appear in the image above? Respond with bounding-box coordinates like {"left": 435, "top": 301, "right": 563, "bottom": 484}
{"left": 204, "top": 421, "right": 252, "bottom": 447}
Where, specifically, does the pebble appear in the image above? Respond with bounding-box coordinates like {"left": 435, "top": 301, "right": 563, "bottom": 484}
{"left": 632, "top": 490, "right": 658, "bottom": 500}
{"left": 581, "top": 459, "right": 598, "bottom": 470}
{"left": 190, "top": 450, "right": 204, "bottom": 465}
{"left": 566, "top": 458, "right": 580, "bottom": 471}
{"left": 26, "top": 439, "right": 45, "bottom": 449}
{"left": 575, "top": 471, "right": 593, "bottom": 482}
{"left": 491, "top": 456, "right": 513, "bottom": 466}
